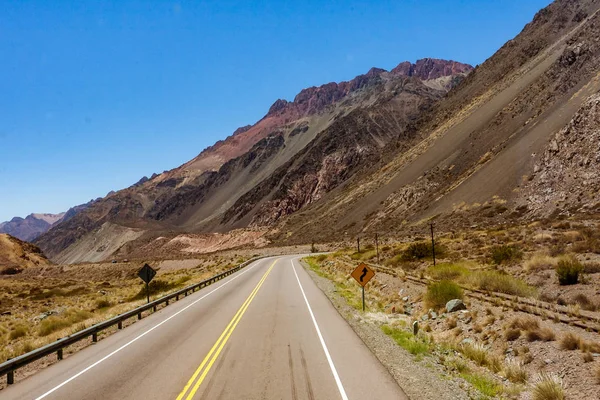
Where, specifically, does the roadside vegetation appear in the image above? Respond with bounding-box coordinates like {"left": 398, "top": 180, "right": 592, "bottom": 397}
{"left": 303, "top": 219, "right": 600, "bottom": 399}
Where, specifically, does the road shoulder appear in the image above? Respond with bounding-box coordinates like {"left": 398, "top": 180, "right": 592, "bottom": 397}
{"left": 301, "top": 259, "right": 470, "bottom": 400}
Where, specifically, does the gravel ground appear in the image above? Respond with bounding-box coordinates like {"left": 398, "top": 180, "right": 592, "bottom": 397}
{"left": 301, "top": 261, "right": 470, "bottom": 400}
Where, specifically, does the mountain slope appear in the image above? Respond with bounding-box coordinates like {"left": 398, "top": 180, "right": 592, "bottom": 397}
{"left": 0, "top": 234, "right": 52, "bottom": 274}
{"left": 36, "top": 59, "right": 472, "bottom": 262}
{"left": 270, "top": 0, "right": 600, "bottom": 242}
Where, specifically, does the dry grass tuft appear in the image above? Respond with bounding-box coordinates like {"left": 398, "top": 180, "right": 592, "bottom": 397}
{"left": 504, "top": 328, "right": 521, "bottom": 341}
{"left": 524, "top": 253, "right": 558, "bottom": 272}
{"left": 533, "top": 372, "right": 564, "bottom": 400}
{"left": 503, "top": 359, "right": 527, "bottom": 383}
{"left": 560, "top": 332, "right": 582, "bottom": 350}
{"left": 460, "top": 343, "right": 501, "bottom": 372}
{"left": 446, "top": 316, "right": 458, "bottom": 329}
{"left": 508, "top": 316, "right": 539, "bottom": 331}
{"left": 9, "top": 325, "right": 28, "bottom": 340}
{"left": 583, "top": 352, "right": 594, "bottom": 363}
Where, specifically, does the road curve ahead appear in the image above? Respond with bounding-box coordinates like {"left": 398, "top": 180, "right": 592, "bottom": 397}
{"left": 3, "top": 256, "right": 408, "bottom": 400}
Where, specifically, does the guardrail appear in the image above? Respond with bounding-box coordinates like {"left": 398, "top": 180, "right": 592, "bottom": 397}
{"left": 0, "top": 256, "right": 267, "bottom": 385}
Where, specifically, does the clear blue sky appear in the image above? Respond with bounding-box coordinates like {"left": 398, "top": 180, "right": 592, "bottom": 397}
{"left": 0, "top": 0, "right": 552, "bottom": 222}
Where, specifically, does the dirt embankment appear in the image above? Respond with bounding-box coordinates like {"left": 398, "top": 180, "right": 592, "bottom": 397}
{"left": 0, "top": 234, "right": 51, "bottom": 274}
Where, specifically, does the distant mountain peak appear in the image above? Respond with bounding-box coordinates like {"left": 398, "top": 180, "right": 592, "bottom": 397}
{"left": 391, "top": 58, "right": 473, "bottom": 80}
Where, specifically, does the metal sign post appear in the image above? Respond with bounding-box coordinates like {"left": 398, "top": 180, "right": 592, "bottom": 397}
{"left": 351, "top": 263, "right": 375, "bottom": 312}
{"left": 138, "top": 264, "right": 157, "bottom": 304}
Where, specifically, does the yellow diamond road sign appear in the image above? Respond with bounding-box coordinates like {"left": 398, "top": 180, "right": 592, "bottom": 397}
{"left": 351, "top": 263, "right": 375, "bottom": 287}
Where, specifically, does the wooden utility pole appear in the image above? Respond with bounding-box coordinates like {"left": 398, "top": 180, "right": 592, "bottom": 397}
{"left": 430, "top": 223, "right": 436, "bottom": 266}
{"left": 375, "top": 233, "right": 380, "bottom": 263}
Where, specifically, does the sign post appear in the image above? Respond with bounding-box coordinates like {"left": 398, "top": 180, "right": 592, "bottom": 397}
{"left": 137, "top": 264, "right": 157, "bottom": 304}
{"left": 351, "top": 263, "right": 375, "bottom": 312}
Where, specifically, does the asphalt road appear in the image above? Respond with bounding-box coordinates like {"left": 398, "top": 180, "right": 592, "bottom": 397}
{"left": 3, "top": 256, "right": 408, "bottom": 400}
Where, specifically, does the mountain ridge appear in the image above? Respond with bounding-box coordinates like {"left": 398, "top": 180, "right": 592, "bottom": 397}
{"left": 35, "top": 58, "right": 472, "bottom": 262}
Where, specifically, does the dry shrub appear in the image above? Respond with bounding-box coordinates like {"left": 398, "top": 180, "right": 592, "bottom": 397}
{"left": 573, "top": 293, "right": 597, "bottom": 311}
{"left": 9, "top": 325, "right": 28, "bottom": 340}
{"left": 508, "top": 316, "right": 539, "bottom": 331}
{"left": 583, "top": 352, "right": 593, "bottom": 363}
{"left": 525, "top": 253, "right": 558, "bottom": 272}
{"left": 505, "top": 328, "right": 521, "bottom": 341}
{"left": 95, "top": 299, "right": 113, "bottom": 309}
{"left": 596, "top": 365, "right": 600, "bottom": 384}
{"left": 526, "top": 329, "right": 542, "bottom": 342}
{"left": 538, "top": 327, "right": 556, "bottom": 342}
{"left": 460, "top": 343, "right": 501, "bottom": 372}
{"left": 560, "top": 332, "right": 581, "bottom": 350}
{"left": 583, "top": 261, "right": 600, "bottom": 273}
{"left": 38, "top": 309, "right": 93, "bottom": 337}
{"left": 446, "top": 316, "right": 457, "bottom": 329}
{"left": 521, "top": 352, "right": 534, "bottom": 365}
{"left": 503, "top": 359, "right": 527, "bottom": 383}
{"left": 580, "top": 340, "right": 600, "bottom": 353}
{"left": 483, "top": 315, "right": 496, "bottom": 326}
{"left": 556, "top": 256, "right": 584, "bottom": 285}
{"left": 533, "top": 372, "right": 564, "bottom": 400}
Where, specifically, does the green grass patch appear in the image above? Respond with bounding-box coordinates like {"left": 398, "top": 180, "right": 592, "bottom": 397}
{"left": 555, "top": 256, "right": 583, "bottom": 285}
{"left": 427, "top": 262, "right": 470, "bottom": 280}
{"left": 350, "top": 249, "right": 377, "bottom": 261}
{"left": 381, "top": 325, "right": 431, "bottom": 359}
{"left": 490, "top": 245, "right": 522, "bottom": 265}
{"left": 460, "top": 372, "right": 503, "bottom": 397}
{"left": 467, "top": 270, "right": 536, "bottom": 297}
{"left": 425, "top": 280, "right": 463, "bottom": 309}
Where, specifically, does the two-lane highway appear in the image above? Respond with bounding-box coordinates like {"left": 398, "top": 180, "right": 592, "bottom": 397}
{"left": 3, "top": 256, "right": 407, "bottom": 399}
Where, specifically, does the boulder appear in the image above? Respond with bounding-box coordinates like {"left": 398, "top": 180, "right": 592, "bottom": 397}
{"left": 446, "top": 299, "right": 467, "bottom": 313}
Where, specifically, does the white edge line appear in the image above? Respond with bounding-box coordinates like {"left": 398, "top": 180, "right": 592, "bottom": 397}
{"left": 34, "top": 259, "right": 267, "bottom": 400}
{"left": 292, "top": 260, "right": 349, "bottom": 400}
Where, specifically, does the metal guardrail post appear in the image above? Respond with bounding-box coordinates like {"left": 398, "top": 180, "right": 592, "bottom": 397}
{"left": 7, "top": 370, "right": 14, "bottom": 385}
{"left": 57, "top": 349, "right": 63, "bottom": 361}
{"left": 118, "top": 321, "right": 122, "bottom": 330}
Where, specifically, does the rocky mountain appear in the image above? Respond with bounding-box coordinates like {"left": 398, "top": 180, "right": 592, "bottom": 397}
{"left": 270, "top": 0, "right": 600, "bottom": 242}
{"left": 36, "top": 0, "right": 600, "bottom": 263}
{"left": 36, "top": 58, "right": 472, "bottom": 263}
{"left": 0, "top": 213, "right": 64, "bottom": 242}
{"left": 0, "top": 234, "right": 52, "bottom": 274}
{"left": 1, "top": 200, "right": 96, "bottom": 243}
{"left": 36, "top": 0, "right": 600, "bottom": 262}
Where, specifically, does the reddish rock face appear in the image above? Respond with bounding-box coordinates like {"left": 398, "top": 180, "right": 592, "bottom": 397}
{"left": 266, "top": 59, "right": 473, "bottom": 119}
{"left": 391, "top": 58, "right": 473, "bottom": 80}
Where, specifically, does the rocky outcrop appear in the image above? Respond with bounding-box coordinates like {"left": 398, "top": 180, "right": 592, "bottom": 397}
{"left": 523, "top": 92, "right": 600, "bottom": 216}
{"left": 391, "top": 58, "right": 473, "bottom": 80}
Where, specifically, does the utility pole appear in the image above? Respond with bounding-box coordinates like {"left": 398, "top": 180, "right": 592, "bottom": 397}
{"left": 375, "top": 233, "right": 380, "bottom": 264}
{"left": 430, "top": 223, "right": 436, "bottom": 266}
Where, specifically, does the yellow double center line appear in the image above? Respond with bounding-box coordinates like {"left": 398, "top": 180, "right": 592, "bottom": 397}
{"left": 176, "top": 259, "right": 277, "bottom": 400}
